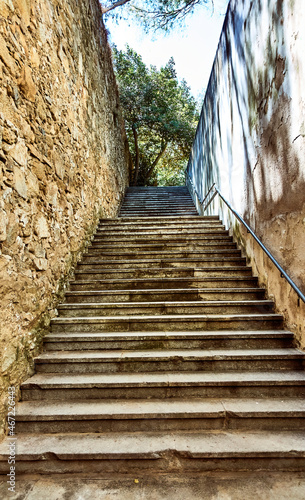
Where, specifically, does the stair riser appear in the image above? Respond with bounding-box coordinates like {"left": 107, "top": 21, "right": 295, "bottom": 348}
{"left": 77, "top": 259, "right": 247, "bottom": 269}
{"left": 15, "top": 416, "right": 305, "bottom": 434}
{"left": 3, "top": 456, "right": 304, "bottom": 475}
{"left": 83, "top": 251, "right": 242, "bottom": 261}
{"left": 20, "top": 384, "right": 305, "bottom": 401}
{"left": 114, "top": 215, "right": 218, "bottom": 220}
{"left": 89, "top": 243, "right": 238, "bottom": 252}
{"left": 97, "top": 223, "right": 223, "bottom": 231}
{"left": 73, "top": 269, "right": 253, "bottom": 280}
{"left": 34, "top": 359, "right": 303, "bottom": 374}
{"left": 43, "top": 337, "right": 292, "bottom": 351}
{"left": 69, "top": 278, "right": 259, "bottom": 291}
{"left": 51, "top": 318, "right": 283, "bottom": 333}
{"left": 57, "top": 304, "right": 274, "bottom": 317}
{"left": 92, "top": 234, "right": 230, "bottom": 242}
{"left": 95, "top": 228, "right": 226, "bottom": 235}
{"left": 119, "top": 212, "right": 199, "bottom": 217}
{"left": 64, "top": 290, "right": 266, "bottom": 303}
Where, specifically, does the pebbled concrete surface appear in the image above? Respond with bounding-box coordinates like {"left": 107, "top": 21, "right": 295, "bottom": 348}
{"left": 1, "top": 472, "right": 305, "bottom": 500}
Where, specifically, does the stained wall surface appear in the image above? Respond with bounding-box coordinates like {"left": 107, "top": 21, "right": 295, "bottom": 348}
{"left": 0, "top": 0, "right": 129, "bottom": 437}
{"left": 187, "top": 0, "right": 305, "bottom": 344}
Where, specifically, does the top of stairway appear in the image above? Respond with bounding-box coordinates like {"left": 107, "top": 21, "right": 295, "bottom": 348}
{"left": 119, "top": 186, "right": 199, "bottom": 217}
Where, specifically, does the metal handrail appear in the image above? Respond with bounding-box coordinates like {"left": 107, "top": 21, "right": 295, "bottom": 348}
{"left": 185, "top": 171, "right": 305, "bottom": 304}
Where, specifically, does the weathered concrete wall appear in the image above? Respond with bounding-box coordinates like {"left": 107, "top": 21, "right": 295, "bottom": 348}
{"left": 0, "top": 0, "right": 129, "bottom": 437}
{"left": 187, "top": 0, "right": 305, "bottom": 344}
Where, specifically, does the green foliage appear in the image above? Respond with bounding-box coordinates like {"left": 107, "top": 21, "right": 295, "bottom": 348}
{"left": 101, "top": 0, "right": 211, "bottom": 32}
{"left": 113, "top": 45, "right": 199, "bottom": 185}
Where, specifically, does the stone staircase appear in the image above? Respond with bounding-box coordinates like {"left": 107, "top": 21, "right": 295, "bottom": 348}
{"left": 1, "top": 186, "right": 305, "bottom": 475}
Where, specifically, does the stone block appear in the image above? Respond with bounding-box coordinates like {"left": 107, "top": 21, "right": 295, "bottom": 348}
{"left": 15, "top": 0, "right": 31, "bottom": 27}
{"left": 0, "top": 209, "right": 8, "bottom": 242}
{"left": 0, "top": 34, "right": 17, "bottom": 76}
{"left": 34, "top": 215, "right": 50, "bottom": 239}
{"left": 9, "top": 140, "right": 28, "bottom": 166}
{"left": 33, "top": 257, "right": 48, "bottom": 271}
{"left": 13, "top": 165, "right": 27, "bottom": 199}
{"left": 46, "top": 182, "right": 58, "bottom": 206}
{"left": 18, "top": 65, "right": 36, "bottom": 102}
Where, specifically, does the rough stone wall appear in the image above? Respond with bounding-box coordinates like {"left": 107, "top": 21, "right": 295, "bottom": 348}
{"left": 0, "top": 0, "right": 129, "bottom": 437}
{"left": 187, "top": 0, "right": 305, "bottom": 344}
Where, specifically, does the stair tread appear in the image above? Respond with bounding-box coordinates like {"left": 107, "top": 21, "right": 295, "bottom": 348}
{"left": 51, "top": 313, "right": 283, "bottom": 322}
{"left": 65, "top": 288, "right": 266, "bottom": 295}
{"left": 58, "top": 300, "right": 273, "bottom": 309}
{"left": 45, "top": 330, "right": 293, "bottom": 340}
{"left": 15, "top": 398, "right": 305, "bottom": 419}
{"left": 1, "top": 430, "right": 305, "bottom": 459}
{"left": 21, "top": 371, "right": 305, "bottom": 389}
{"left": 35, "top": 348, "right": 304, "bottom": 363}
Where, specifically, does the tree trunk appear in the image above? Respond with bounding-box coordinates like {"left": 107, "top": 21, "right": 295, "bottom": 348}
{"left": 144, "top": 143, "right": 168, "bottom": 184}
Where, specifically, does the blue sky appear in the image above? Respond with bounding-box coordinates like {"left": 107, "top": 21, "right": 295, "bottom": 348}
{"left": 104, "top": 0, "right": 229, "bottom": 100}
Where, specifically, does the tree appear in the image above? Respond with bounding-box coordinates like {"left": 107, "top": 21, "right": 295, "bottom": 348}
{"left": 113, "top": 46, "right": 199, "bottom": 186}
{"left": 100, "top": 0, "right": 211, "bottom": 31}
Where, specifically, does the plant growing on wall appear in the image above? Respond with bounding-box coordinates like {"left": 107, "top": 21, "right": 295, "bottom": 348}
{"left": 100, "top": 0, "right": 211, "bottom": 31}
{"left": 113, "top": 45, "right": 199, "bottom": 185}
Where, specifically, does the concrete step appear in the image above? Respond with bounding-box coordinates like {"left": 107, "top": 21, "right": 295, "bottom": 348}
{"left": 119, "top": 213, "right": 199, "bottom": 218}
{"left": 89, "top": 242, "right": 239, "bottom": 252}
{"left": 57, "top": 300, "right": 274, "bottom": 318}
{"left": 97, "top": 220, "right": 222, "bottom": 230}
{"left": 96, "top": 225, "right": 226, "bottom": 234}
{"left": 69, "top": 276, "right": 260, "bottom": 291}
{"left": 34, "top": 348, "right": 304, "bottom": 373}
{"left": 84, "top": 249, "right": 242, "bottom": 260}
{"left": 92, "top": 231, "right": 230, "bottom": 241}
{"left": 119, "top": 211, "right": 199, "bottom": 216}
{"left": 120, "top": 204, "right": 197, "bottom": 209}
{"left": 73, "top": 267, "right": 253, "bottom": 281}
{"left": 64, "top": 288, "right": 266, "bottom": 303}
{"left": 78, "top": 257, "right": 247, "bottom": 269}
{"left": 50, "top": 313, "right": 283, "bottom": 333}
{"left": 43, "top": 330, "right": 293, "bottom": 352}
{"left": 102, "top": 216, "right": 218, "bottom": 223}
{"left": 1, "top": 430, "right": 305, "bottom": 473}
{"left": 15, "top": 398, "right": 305, "bottom": 434}
{"left": 20, "top": 371, "right": 305, "bottom": 401}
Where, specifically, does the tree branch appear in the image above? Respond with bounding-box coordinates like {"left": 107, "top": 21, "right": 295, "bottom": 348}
{"left": 100, "top": 0, "right": 132, "bottom": 14}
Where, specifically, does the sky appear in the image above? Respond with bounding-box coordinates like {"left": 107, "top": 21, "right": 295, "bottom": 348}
{"left": 104, "top": 0, "right": 230, "bottom": 101}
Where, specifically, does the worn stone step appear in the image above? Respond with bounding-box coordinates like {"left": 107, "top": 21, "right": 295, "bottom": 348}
{"left": 95, "top": 226, "right": 226, "bottom": 235}
{"left": 89, "top": 242, "right": 238, "bottom": 252}
{"left": 43, "top": 330, "right": 293, "bottom": 351}
{"left": 64, "top": 288, "right": 266, "bottom": 304}
{"left": 93, "top": 230, "right": 230, "bottom": 241}
{"left": 97, "top": 221, "right": 222, "bottom": 230}
{"left": 97, "top": 223, "right": 222, "bottom": 231}
{"left": 69, "top": 276, "right": 260, "bottom": 291}
{"left": 120, "top": 204, "right": 197, "bottom": 209}
{"left": 51, "top": 313, "right": 283, "bottom": 333}
{"left": 57, "top": 300, "right": 274, "bottom": 318}
{"left": 119, "top": 214, "right": 200, "bottom": 218}
{"left": 84, "top": 249, "right": 242, "bottom": 261}
{"left": 101, "top": 216, "right": 218, "bottom": 223}
{"left": 119, "top": 209, "right": 197, "bottom": 217}
{"left": 78, "top": 257, "right": 247, "bottom": 269}
{"left": 1, "top": 430, "right": 305, "bottom": 474}
{"left": 34, "top": 348, "right": 304, "bottom": 373}
{"left": 15, "top": 398, "right": 305, "bottom": 434}
{"left": 73, "top": 267, "right": 253, "bottom": 281}
{"left": 20, "top": 371, "right": 305, "bottom": 401}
